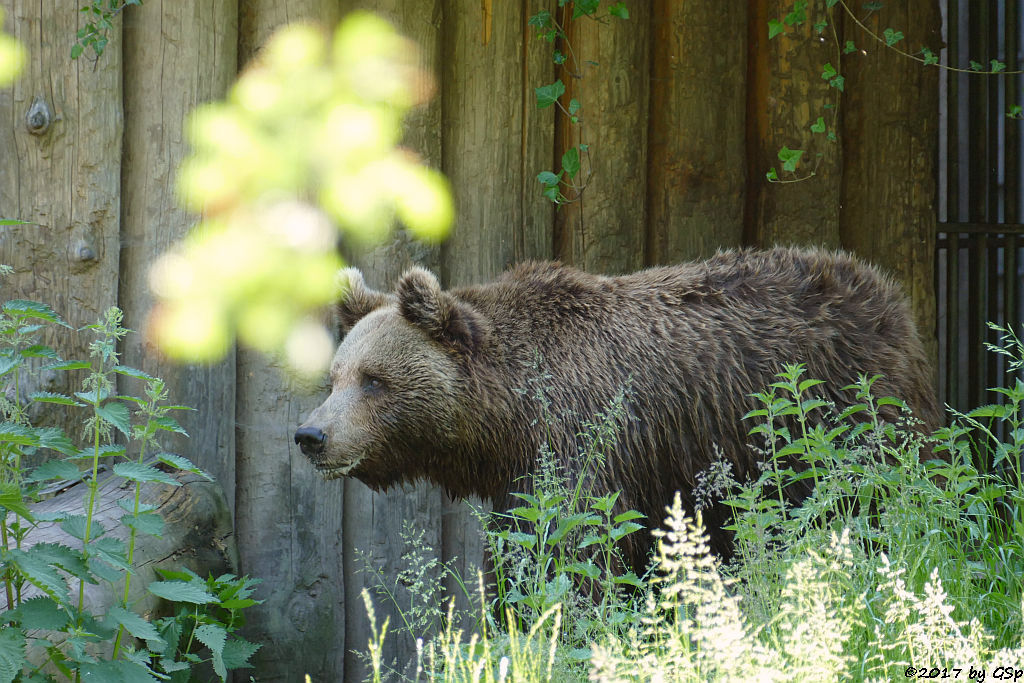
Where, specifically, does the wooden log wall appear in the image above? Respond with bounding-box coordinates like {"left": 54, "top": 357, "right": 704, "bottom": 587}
{"left": 0, "top": 1, "right": 941, "bottom": 679}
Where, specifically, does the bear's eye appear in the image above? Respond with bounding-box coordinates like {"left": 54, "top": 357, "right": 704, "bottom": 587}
{"left": 361, "top": 374, "right": 386, "bottom": 394}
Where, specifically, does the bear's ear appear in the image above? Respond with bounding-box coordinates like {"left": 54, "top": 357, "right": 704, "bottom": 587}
{"left": 396, "top": 267, "right": 489, "bottom": 355}
{"left": 336, "top": 268, "right": 394, "bottom": 336}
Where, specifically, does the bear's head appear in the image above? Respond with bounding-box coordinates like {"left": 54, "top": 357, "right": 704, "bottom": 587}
{"left": 294, "top": 267, "right": 491, "bottom": 491}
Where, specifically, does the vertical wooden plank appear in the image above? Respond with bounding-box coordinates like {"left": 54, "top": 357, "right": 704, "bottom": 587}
{"left": 746, "top": 0, "right": 843, "bottom": 248}
{"left": 646, "top": 0, "right": 746, "bottom": 264}
{"left": 439, "top": 0, "right": 555, "bottom": 628}
{"left": 520, "top": 0, "right": 556, "bottom": 263}
{"left": 334, "top": 2, "right": 448, "bottom": 679}
{"left": 839, "top": 0, "right": 942, "bottom": 367}
{"left": 230, "top": 3, "right": 351, "bottom": 681}
{"left": 120, "top": 0, "right": 237, "bottom": 501}
{"left": 553, "top": 2, "right": 650, "bottom": 273}
{"left": 0, "top": 1, "right": 122, "bottom": 439}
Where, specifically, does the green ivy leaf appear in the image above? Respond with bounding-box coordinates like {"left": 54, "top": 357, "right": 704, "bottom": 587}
{"left": 608, "top": 3, "right": 628, "bottom": 19}
{"left": 528, "top": 11, "right": 552, "bottom": 29}
{"left": 813, "top": 19, "right": 827, "bottom": 34}
{"left": 766, "top": 167, "right": 779, "bottom": 182}
{"left": 777, "top": 146, "right": 805, "bottom": 172}
{"left": 572, "top": 0, "right": 600, "bottom": 19}
{"left": 528, "top": 11, "right": 551, "bottom": 28}
{"left": 810, "top": 116, "right": 826, "bottom": 134}
{"left": 783, "top": 0, "right": 807, "bottom": 26}
{"left": 921, "top": 47, "right": 938, "bottom": 65}
{"left": 535, "top": 80, "right": 565, "bottom": 109}
{"left": 970, "top": 60, "right": 983, "bottom": 72}
{"left": 562, "top": 146, "right": 581, "bottom": 179}
{"left": 991, "top": 59, "right": 1006, "bottom": 73}
{"left": 883, "top": 28, "right": 904, "bottom": 46}
{"left": 843, "top": 40, "right": 857, "bottom": 54}
{"left": 542, "top": 185, "right": 561, "bottom": 203}
{"left": 768, "top": 19, "right": 785, "bottom": 39}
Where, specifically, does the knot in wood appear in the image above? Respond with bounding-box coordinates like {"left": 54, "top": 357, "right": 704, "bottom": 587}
{"left": 25, "top": 96, "right": 51, "bottom": 135}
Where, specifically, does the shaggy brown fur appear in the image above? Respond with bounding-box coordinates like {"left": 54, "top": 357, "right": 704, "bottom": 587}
{"left": 295, "top": 247, "right": 941, "bottom": 573}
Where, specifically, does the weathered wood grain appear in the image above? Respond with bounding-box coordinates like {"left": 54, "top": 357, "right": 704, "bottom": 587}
{"left": 438, "top": 0, "right": 558, "bottom": 636}
{"left": 746, "top": 0, "right": 843, "bottom": 247}
{"left": 839, "top": 1, "right": 941, "bottom": 363}
{"left": 231, "top": 3, "right": 348, "bottom": 682}
{"left": 554, "top": 2, "right": 650, "bottom": 273}
{"left": 119, "top": 0, "right": 238, "bottom": 504}
{"left": 0, "top": 0, "right": 122, "bottom": 442}
{"left": 646, "top": 0, "right": 747, "bottom": 263}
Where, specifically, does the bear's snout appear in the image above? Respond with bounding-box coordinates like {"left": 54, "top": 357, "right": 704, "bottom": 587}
{"left": 294, "top": 426, "right": 327, "bottom": 457}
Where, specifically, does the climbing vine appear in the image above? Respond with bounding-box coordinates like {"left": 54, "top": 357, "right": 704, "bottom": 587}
{"left": 767, "top": 0, "right": 1022, "bottom": 182}
{"left": 529, "top": 1, "right": 628, "bottom": 205}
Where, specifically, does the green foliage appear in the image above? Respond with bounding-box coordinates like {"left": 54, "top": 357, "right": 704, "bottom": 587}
{"left": 529, "top": 2, "right": 628, "bottom": 205}
{"left": 72, "top": 1, "right": 142, "bottom": 61}
{"left": 0, "top": 280, "right": 261, "bottom": 681}
{"left": 767, "top": 1, "right": 1023, "bottom": 183}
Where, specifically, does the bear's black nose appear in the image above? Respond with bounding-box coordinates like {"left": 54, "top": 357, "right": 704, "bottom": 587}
{"left": 294, "top": 426, "right": 327, "bottom": 455}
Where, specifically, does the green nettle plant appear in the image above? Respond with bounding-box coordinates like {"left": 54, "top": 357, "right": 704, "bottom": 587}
{"left": 529, "top": 1, "right": 628, "bottom": 204}
{"left": 0, "top": 282, "right": 261, "bottom": 682}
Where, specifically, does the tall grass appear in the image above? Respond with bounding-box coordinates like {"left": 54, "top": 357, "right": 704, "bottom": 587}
{"left": 358, "top": 331, "right": 1024, "bottom": 682}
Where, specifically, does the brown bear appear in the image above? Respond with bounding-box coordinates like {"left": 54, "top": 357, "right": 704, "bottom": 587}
{"left": 294, "top": 247, "right": 941, "bottom": 573}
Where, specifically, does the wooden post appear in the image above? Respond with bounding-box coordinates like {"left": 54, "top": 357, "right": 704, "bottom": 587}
{"left": 119, "top": 0, "right": 238, "bottom": 506}
{"left": 553, "top": 3, "right": 650, "bottom": 272}
{"left": 0, "top": 0, "right": 122, "bottom": 441}
{"left": 646, "top": 0, "right": 747, "bottom": 263}
{"left": 439, "top": 0, "right": 555, "bottom": 631}
{"left": 230, "top": 3, "right": 351, "bottom": 681}
{"left": 839, "top": 0, "right": 942, "bottom": 364}
{"left": 745, "top": 0, "right": 843, "bottom": 248}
